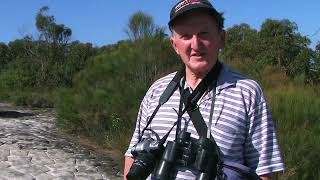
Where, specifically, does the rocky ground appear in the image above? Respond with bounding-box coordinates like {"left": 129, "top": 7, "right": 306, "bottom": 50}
{"left": 0, "top": 103, "right": 123, "bottom": 180}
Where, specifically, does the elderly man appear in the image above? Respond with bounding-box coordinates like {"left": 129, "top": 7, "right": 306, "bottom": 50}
{"left": 124, "top": 0, "right": 285, "bottom": 179}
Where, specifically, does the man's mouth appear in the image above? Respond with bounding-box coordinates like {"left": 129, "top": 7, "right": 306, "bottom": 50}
{"left": 191, "top": 53, "right": 204, "bottom": 57}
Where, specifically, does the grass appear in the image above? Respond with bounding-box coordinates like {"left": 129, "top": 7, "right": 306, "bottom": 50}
{"left": 0, "top": 88, "right": 56, "bottom": 108}
{"left": 227, "top": 59, "right": 320, "bottom": 179}
{"left": 267, "top": 85, "right": 320, "bottom": 179}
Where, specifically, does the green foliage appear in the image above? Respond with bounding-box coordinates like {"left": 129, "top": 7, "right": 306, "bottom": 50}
{"left": 308, "top": 42, "right": 320, "bottom": 84}
{"left": 54, "top": 41, "right": 97, "bottom": 87}
{"left": 222, "top": 18, "right": 317, "bottom": 84}
{"left": 12, "top": 90, "right": 55, "bottom": 108}
{"left": 259, "top": 19, "right": 312, "bottom": 72}
{"left": 226, "top": 60, "right": 320, "bottom": 179}
{"left": 293, "top": 73, "right": 306, "bottom": 87}
{"left": 0, "top": 6, "right": 96, "bottom": 106}
{"left": 0, "top": 58, "right": 38, "bottom": 89}
{"left": 1, "top": 39, "right": 95, "bottom": 90}
{"left": 259, "top": 19, "right": 298, "bottom": 67}
{"left": 287, "top": 49, "right": 312, "bottom": 78}
{"left": 36, "top": 6, "right": 72, "bottom": 45}
{"left": 55, "top": 88, "right": 84, "bottom": 132}
{"left": 0, "top": 43, "right": 11, "bottom": 70}
{"left": 1, "top": 8, "right": 320, "bottom": 179}
{"left": 224, "top": 23, "right": 259, "bottom": 61}
{"left": 56, "top": 36, "right": 179, "bottom": 150}
{"left": 124, "top": 11, "right": 166, "bottom": 41}
{"left": 267, "top": 86, "right": 320, "bottom": 179}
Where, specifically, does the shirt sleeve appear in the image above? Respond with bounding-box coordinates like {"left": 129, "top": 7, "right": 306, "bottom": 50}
{"left": 244, "top": 94, "right": 285, "bottom": 175}
{"left": 124, "top": 92, "right": 151, "bottom": 157}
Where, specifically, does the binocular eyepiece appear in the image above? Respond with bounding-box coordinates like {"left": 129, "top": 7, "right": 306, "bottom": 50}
{"left": 153, "top": 132, "right": 218, "bottom": 180}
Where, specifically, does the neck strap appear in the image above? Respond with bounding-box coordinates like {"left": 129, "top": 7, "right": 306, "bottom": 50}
{"left": 139, "top": 61, "right": 222, "bottom": 144}
{"left": 177, "top": 61, "right": 222, "bottom": 137}
{"left": 184, "top": 61, "right": 222, "bottom": 111}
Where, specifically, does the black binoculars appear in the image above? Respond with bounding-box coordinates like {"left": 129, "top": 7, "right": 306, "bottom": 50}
{"left": 127, "top": 131, "right": 219, "bottom": 180}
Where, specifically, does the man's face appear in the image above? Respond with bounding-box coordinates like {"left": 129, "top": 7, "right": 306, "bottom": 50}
{"left": 170, "top": 10, "right": 225, "bottom": 76}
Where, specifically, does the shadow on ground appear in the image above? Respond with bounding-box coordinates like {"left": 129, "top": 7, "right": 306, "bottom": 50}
{"left": 0, "top": 111, "right": 34, "bottom": 118}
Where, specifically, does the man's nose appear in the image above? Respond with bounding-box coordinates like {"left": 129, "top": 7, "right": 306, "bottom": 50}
{"left": 190, "top": 35, "right": 201, "bottom": 50}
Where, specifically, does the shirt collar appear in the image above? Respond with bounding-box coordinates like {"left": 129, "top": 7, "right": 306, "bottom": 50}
{"left": 216, "top": 62, "right": 237, "bottom": 94}
{"left": 179, "top": 62, "right": 237, "bottom": 94}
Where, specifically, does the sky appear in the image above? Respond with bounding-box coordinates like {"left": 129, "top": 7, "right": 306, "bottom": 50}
{"left": 1, "top": 0, "right": 320, "bottom": 48}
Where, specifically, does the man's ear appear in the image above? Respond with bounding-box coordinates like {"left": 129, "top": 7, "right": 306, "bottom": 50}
{"left": 170, "top": 36, "right": 180, "bottom": 55}
{"left": 218, "top": 30, "right": 226, "bottom": 49}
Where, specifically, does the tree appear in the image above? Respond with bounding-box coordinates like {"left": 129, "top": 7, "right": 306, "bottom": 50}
{"left": 0, "top": 43, "right": 11, "bottom": 70}
{"left": 316, "top": 41, "right": 320, "bottom": 54}
{"left": 124, "top": 11, "right": 165, "bottom": 41}
{"left": 287, "top": 48, "right": 312, "bottom": 78}
{"left": 223, "top": 23, "right": 259, "bottom": 61}
{"left": 36, "top": 6, "right": 72, "bottom": 69}
{"left": 258, "top": 19, "right": 315, "bottom": 81}
{"left": 7, "top": 37, "right": 38, "bottom": 64}
{"left": 60, "top": 41, "right": 97, "bottom": 86}
{"left": 308, "top": 42, "right": 320, "bottom": 84}
{"left": 259, "top": 19, "right": 310, "bottom": 68}
{"left": 34, "top": 6, "right": 75, "bottom": 87}
{"left": 36, "top": 6, "right": 72, "bottom": 46}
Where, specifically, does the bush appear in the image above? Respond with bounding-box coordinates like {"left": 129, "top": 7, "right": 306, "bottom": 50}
{"left": 55, "top": 38, "right": 180, "bottom": 151}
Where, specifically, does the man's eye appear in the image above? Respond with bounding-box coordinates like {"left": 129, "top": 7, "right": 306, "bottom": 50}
{"left": 181, "top": 34, "right": 192, "bottom": 40}
{"left": 199, "top": 32, "right": 209, "bottom": 37}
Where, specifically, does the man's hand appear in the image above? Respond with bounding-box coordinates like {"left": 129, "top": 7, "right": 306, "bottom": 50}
{"left": 124, "top": 156, "right": 134, "bottom": 180}
{"left": 260, "top": 174, "right": 271, "bottom": 180}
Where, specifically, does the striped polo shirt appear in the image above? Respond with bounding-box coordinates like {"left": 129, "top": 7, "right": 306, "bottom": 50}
{"left": 125, "top": 63, "right": 285, "bottom": 179}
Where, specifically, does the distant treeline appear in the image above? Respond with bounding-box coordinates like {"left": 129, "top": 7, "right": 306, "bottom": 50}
{"left": 0, "top": 7, "right": 319, "bottom": 179}
{"left": 0, "top": 6, "right": 97, "bottom": 107}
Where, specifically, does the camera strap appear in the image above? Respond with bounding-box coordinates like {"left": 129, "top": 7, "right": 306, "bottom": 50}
{"left": 178, "top": 61, "right": 222, "bottom": 140}
{"left": 164, "top": 61, "right": 222, "bottom": 144}
{"left": 139, "top": 61, "right": 222, "bottom": 145}
{"left": 139, "top": 66, "right": 185, "bottom": 142}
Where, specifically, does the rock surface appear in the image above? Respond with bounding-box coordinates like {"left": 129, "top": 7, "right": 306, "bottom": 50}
{"left": 0, "top": 103, "right": 123, "bottom": 180}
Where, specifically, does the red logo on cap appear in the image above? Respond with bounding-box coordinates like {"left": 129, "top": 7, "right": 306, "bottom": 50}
{"left": 175, "top": 0, "right": 202, "bottom": 12}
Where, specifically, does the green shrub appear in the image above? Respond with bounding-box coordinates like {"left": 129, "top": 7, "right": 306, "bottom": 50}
{"left": 267, "top": 86, "right": 320, "bottom": 179}
{"left": 12, "top": 91, "right": 55, "bottom": 108}
{"left": 56, "top": 38, "right": 180, "bottom": 150}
